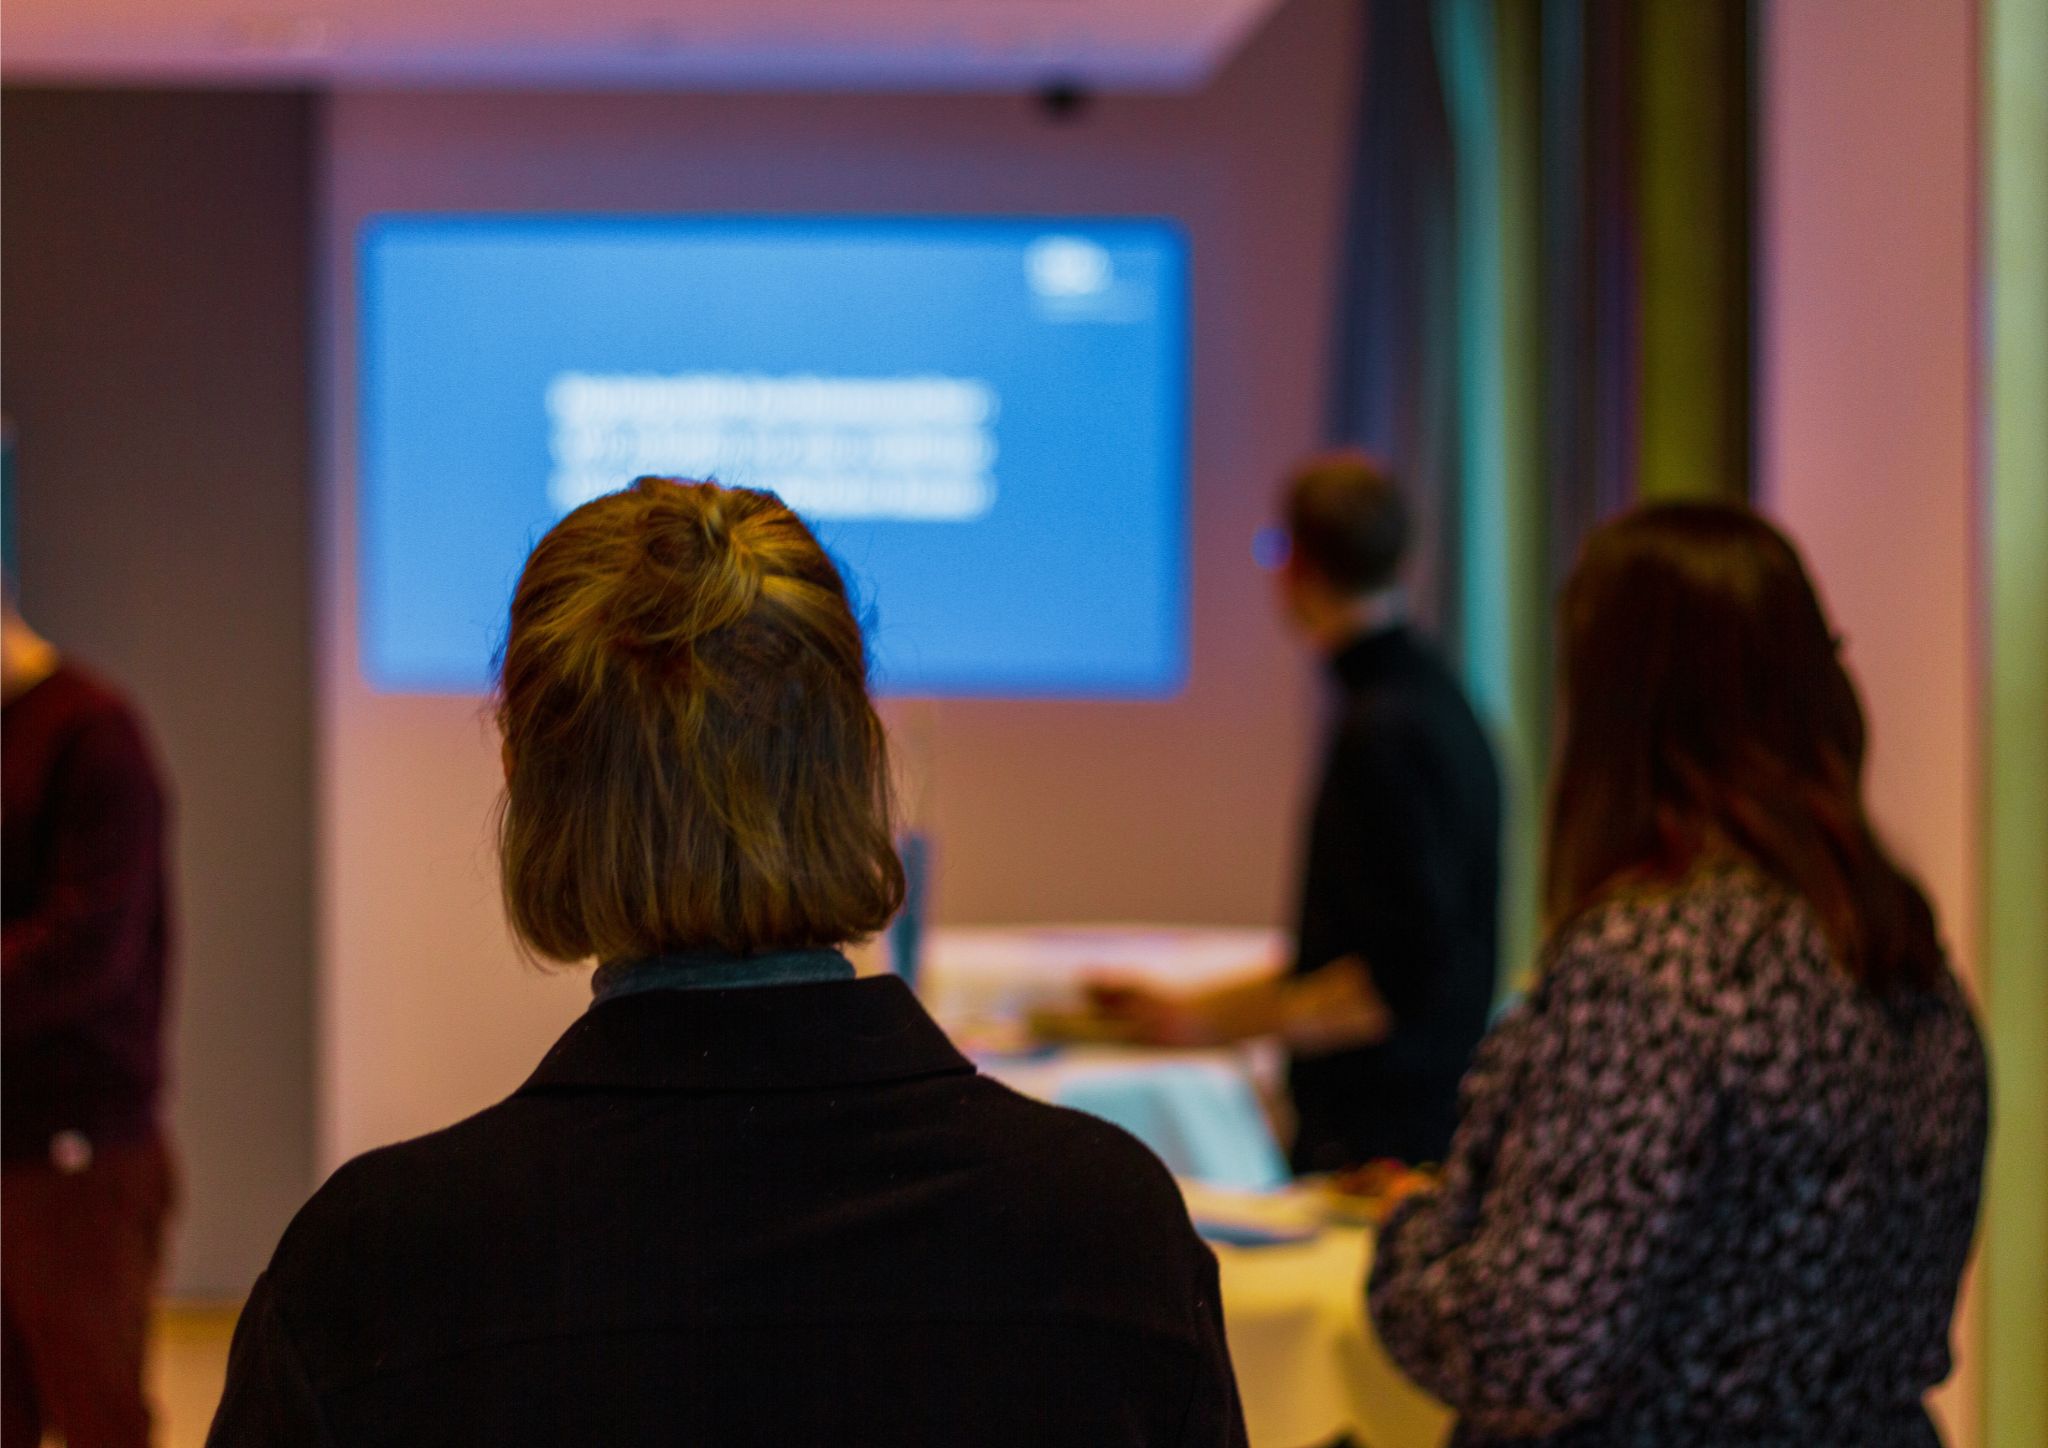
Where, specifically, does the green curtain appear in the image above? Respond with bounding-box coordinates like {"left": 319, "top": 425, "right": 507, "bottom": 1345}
{"left": 1329, "top": 0, "right": 1755, "bottom": 988}
{"left": 1433, "top": 0, "right": 1548, "bottom": 988}
{"left": 1635, "top": 0, "right": 1753, "bottom": 503}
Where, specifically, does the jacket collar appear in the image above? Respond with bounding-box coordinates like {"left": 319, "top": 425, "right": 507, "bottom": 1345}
{"left": 516, "top": 974, "right": 974, "bottom": 1097}
{"left": 592, "top": 948, "right": 856, "bottom": 1000}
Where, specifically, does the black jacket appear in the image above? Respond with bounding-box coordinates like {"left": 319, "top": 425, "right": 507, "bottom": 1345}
{"left": 208, "top": 976, "right": 1247, "bottom": 1447}
{"left": 1287, "top": 626, "right": 1502, "bottom": 1172}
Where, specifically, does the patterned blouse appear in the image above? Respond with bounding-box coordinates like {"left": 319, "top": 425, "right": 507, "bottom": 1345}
{"left": 1368, "top": 870, "right": 1988, "bottom": 1447}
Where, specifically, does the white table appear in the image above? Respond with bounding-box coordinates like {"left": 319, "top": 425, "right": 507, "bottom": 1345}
{"left": 1211, "top": 1224, "right": 1452, "bottom": 1448}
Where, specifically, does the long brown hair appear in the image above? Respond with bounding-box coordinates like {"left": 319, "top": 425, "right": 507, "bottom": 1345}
{"left": 1546, "top": 502, "right": 1941, "bottom": 994}
{"left": 496, "top": 477, "right": 904, "bottom": 963}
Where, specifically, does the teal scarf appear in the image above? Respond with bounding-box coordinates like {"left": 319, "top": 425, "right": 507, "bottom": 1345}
{"left": 591, "top": 949, "right": 856, "bottom": 1001}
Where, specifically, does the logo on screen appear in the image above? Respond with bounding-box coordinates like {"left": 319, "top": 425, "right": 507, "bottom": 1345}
{"left": 1025, "top": 236, "right": 1113, "bottom": 299}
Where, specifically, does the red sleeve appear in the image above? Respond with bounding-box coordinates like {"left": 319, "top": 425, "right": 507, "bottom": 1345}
{"left": 2, "top": 704, "right": 167, "bottom": 1038}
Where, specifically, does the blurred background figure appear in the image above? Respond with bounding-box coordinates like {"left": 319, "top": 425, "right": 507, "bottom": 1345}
{"left": 1093, "top": 452, "right": 1501, "bottom": 1172}
{"left": 208, "top": 478, "right": 1246, "bottom": 1447}
{"left": 1368, "top": 504, "right": 1989, "bottom": 1446}
{"left": 2, "top": 588, "right": 178, "bottom": 1448}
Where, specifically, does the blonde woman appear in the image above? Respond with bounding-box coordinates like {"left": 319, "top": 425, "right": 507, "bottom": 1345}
{"left": 210, "top": 478, "right": 1245, "bottom": 1447}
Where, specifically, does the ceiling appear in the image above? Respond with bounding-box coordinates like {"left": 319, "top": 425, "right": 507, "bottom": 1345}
{"left": 1, "top": 0, "right": 1291, "bottom": 91}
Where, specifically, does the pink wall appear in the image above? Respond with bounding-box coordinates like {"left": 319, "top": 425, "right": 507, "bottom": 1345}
{"left": 1757, "top": 0, "right": 1981, "bottom": 1440}
{"left": 1759, "top": 0, "right": 1980, "bottom": 987}
{"left": 318, "top": 0, "right": 1361, "bottom": 1167}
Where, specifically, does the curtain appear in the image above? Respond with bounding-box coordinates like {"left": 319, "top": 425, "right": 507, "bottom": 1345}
{"left": 1327, "top": 0, "right": 1755, "bottom": 982}
{"left": 1327, "top": 0, "right": 1462, "bottom": 642}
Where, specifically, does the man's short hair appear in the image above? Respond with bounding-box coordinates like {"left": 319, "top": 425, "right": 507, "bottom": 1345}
{"left": 1283, "top": 452, "right": 1411, "bottom": 596}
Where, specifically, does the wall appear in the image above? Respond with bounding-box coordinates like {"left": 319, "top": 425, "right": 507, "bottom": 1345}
{"left": 0, "top": 89, "right": 318, "bottom": 1296}
{"left": 1756, "top": 1, "right": 1982, "bottom": 1441}
{"left": 318, "top": 0, "right": 1362, "bottom": 1169}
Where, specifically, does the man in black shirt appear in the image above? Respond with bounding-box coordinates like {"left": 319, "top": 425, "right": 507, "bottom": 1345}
{"left": 1094, "top": 454, "right": 1500, "bottom": 1170}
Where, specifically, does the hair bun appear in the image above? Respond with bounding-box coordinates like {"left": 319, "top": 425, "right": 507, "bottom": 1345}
{"left": 697, "top": 500, "right": 733, "bottom": 551}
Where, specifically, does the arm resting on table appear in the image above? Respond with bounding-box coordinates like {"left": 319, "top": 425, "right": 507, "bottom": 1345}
{"left": 1365, "top": 945, "right": 1721, "bottom": 1438}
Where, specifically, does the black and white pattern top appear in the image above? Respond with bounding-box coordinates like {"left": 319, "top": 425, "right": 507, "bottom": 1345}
{"left": 1368, "top": 870, "right": 1988, "bottom": 1447}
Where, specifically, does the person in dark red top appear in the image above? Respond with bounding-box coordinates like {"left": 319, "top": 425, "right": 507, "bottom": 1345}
{"left": 2, "top": 591, "right": 176, "bottom": 1448}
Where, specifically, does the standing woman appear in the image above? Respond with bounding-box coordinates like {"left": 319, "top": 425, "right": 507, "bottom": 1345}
{"left": 1367, "top": 504, "right": 1988, "bottom": 1445}
{"left": 210, "top": 478, "right": 1245, "bottom": 1446}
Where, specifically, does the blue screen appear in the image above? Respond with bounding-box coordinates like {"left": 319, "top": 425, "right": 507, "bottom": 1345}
{"left": 359, "top": 216, "right": 1189, "bottom": 695}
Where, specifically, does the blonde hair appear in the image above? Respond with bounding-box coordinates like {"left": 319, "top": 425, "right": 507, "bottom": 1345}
{"left": 496, "top": 477, "right": 904, "bottom": 962}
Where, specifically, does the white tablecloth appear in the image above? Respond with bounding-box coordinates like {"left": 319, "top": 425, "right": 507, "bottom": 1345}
{"left": 1211, "top": 1224, "right": 1452, "bottom": 1448}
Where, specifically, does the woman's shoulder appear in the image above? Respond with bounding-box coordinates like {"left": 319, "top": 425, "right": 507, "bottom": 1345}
{"left": 260, "top": 1122, "right": 465, "bottom": 1270}
{"left": 1544, "top": 867, "right": 1982, "bottom": 1057}
{"left": 262, "top": 1076, "right": 1210, "bottom": 1325}
{"left": 961, "top": 1077, "right": 1205, "bottom": 1232}
{"left": 1543, "top": 867, "right": 1799, "bottom": 1002}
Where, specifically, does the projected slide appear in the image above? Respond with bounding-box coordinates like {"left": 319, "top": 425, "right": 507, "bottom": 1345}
{"left": 359, "top": 216, "right": 1189, "bottom": 695}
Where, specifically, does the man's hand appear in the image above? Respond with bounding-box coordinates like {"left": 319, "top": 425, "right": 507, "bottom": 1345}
{"left": 1278, "top": 954, "right": 1393, "bottom": 1053}
{"left": 1081, "top": 956, "right": 1394, "bottom": 1053}
{"left": 1082, "top": 979, "right": 1251, "bottom": 1047}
